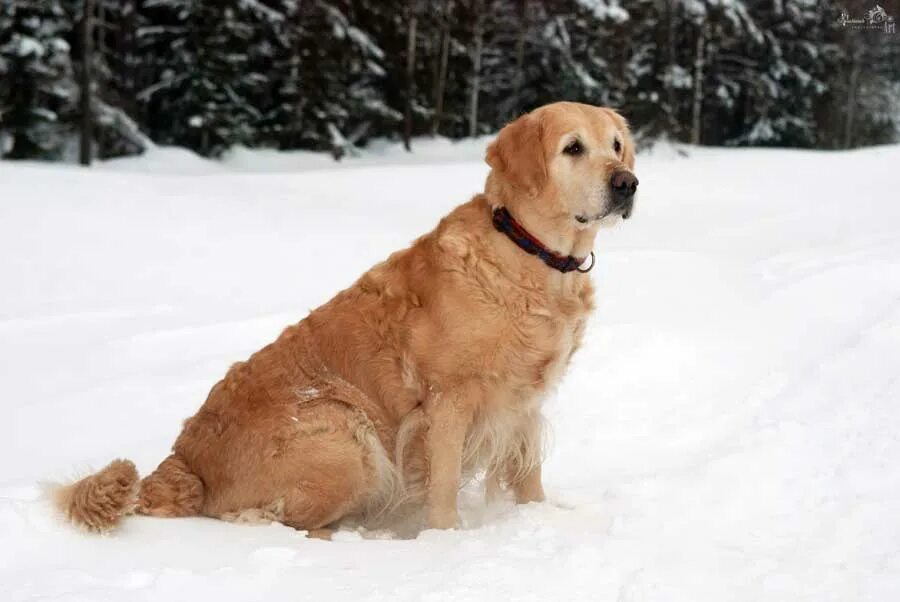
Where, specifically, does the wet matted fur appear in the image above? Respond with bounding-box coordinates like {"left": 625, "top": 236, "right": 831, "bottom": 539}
{"left": 52, "top": 102, "right": 638, "bottom": 534}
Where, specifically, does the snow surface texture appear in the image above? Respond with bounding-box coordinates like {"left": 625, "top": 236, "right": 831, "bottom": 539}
{"left": 2, "top": 140, "right": 899, "bottom": 601}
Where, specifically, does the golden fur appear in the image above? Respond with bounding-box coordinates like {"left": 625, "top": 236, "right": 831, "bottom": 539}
{"left": 53, "top": 101, "right": 637, "bottom": 534}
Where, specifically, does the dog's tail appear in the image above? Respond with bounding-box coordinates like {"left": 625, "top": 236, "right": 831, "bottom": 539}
{"left": 51, "top": 454, "right": 204, "bottom": 533}
{"left": 51, "top": 459, "right": 140, "bottom": 533}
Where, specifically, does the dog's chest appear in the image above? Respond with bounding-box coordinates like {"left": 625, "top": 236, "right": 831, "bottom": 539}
{"left": 480, "top": 307, "right": 585, "bottom": 409}
{"left": 538, "top": 319, "right": 578, "bottom": 392}
{"left": 457, "top": 313, "right": 584, "bottom": 479}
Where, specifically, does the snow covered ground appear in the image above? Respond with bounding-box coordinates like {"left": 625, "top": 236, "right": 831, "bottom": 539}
{"left": 2, "top": 139, "right": 899, "bottom": 601}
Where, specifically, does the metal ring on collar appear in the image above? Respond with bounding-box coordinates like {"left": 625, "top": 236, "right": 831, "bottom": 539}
{"left": 576, "top": 251, "right": 595, "bottom": 273}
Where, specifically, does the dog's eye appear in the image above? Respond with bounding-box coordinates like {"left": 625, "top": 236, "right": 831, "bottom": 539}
{"left": 563, "top": 140, "right": 584, "bottom": 156}
{"left": 613, "top": 139, "right": 622, "bottom": 154}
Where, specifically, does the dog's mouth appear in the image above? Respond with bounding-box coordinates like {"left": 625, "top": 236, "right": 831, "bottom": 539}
{"left": 575, "top": 212, "right": 601, "bottom": 224}
{"left": 575, "top": 203, "right": 632, "bottom": 225}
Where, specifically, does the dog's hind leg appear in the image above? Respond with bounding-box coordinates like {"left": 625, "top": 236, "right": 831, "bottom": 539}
{"left": 278, "top": 429, "right": 375, "bottom": 530}
{"left": 135, "top": 454, "right": 205, "bottom": 518}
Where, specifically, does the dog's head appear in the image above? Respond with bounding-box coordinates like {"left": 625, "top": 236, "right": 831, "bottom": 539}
{"left": 486, "top": 102, "right": 638, "bottom": 236}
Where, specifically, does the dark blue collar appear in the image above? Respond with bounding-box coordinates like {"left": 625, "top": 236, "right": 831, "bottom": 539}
{"left": 491, "top": 207, "right": 594, "bottom": 273}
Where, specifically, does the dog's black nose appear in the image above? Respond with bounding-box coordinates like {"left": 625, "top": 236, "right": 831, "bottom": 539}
{"left": 611, "top": 170, "right": 638, "bottom": 201}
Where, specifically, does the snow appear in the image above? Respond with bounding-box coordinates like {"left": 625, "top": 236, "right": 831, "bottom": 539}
{"left": 238, "top": 0, "right": 285, "bottom": 23}
{"left": 2, "top": 140, "right": 900, "bottom": 601}
{"left": 664, "top": 64, "right": 693, "bottom": 90}
{"left": 13, "top": 35, "right": 45, "bottom": 58}
{"left": 576, "top": 0, "right": 630, "bottom": 22}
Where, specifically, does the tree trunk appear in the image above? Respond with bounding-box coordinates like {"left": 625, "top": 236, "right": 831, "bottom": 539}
{"left": 690, "top": 20, "right": 707, "bottom": 146}
{"left": 468, "top": 0, "right": 484, "bottom": 138}
{"left": 80, "top": 0, "right": 94, "bottom": 166}
{"left": 429, "top": 12, "right": 439, "bottom": 116}
{"left": 287, "top": 3, "right": 304, "bottom": 149}
{"left": 97, "top": 0, "right": 106, "bottom": 58}
{"left": 510, "top": 0, "right": 527, "bottom": 120}
{"left": 404, "top": 0, "right": 418, "bottom": 152}
{"left": 843, "top": 44, "right": 862, "bottom": 149}
{"left": 665, "top": 0, "right": 679, "bottom": 136}
{"left": 120, "top": 0, "right": 137, "bottom": 121}
{"left": 431, "top": 0, "right": 451, "bottom": 136}
{"left": 95, "top": 0, "right": 108, "bottom": 157}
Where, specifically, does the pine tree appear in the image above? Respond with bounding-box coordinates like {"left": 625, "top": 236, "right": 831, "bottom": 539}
{"left": 89, "top": 0, "right": 146, "bottom": 157}
{"left": 4, "top": 0, "right": 896, "bottom": 160}
{"left": 474, "top": 0, "right": 533, "bottom": 129}
{"left": 300, "top": 2, "right": 399, "bottom": 156}
{"left": 608, "top": 0, "right": 669, "bottom": 140}
{"left": 824, "top": 3, "right": 900, "bottom": 149}
{"left": 0, "top": 0, "right": 78, "bottom": 159}
{"left": 182, "top": 0, "right": 285, "bottom": 156}
{"left": 727, "top": 1, "right": 839, "bottom": 147}
{"left": 131, "top": 0, "right": 195, "bottom": 148}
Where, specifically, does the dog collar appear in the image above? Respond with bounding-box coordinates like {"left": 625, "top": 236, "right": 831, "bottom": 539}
{"left": 491, "top": 207, "right": 594, "bottom": 274}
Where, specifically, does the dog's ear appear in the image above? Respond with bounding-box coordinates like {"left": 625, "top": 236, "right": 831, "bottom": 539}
{"left": 604, "top": 108, "right": 636, "bottom": 171}
{"left": 486, "top": 112, "right": 546, "bottom": 195}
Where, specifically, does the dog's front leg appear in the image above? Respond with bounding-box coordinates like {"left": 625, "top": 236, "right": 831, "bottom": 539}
{"left": 484, "top": 458, "right": 546, "bottom": 504}
{"left": 424, "top": 384, "right": 476, "bottom": 529}
{"left": 485, "top": 415, "right": 546, "bottom": 504}
{"left": 512, "top": 464, "right": 545, "bottom": 504}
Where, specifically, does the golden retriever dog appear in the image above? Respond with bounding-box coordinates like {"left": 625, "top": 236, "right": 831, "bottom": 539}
{"left": 53, "top": 101, "right": 638, "bottom": 535}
